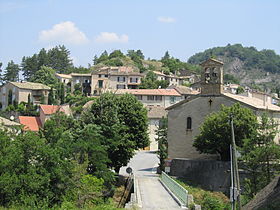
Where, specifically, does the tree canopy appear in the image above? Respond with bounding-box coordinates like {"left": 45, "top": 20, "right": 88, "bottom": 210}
{"left": 193, "top": 103, "right": 258, "bottom": 161}
{"left": 139, "top": 71, "right": 169, "bottom": 89}
{"left": 241, "top": 113, "right": 280, "bottom": 200}
{"left": 188, "top": 43, "right": 280, "bottom": 74}
{"left": 81, "top": 92, "right": 149, "bottom": 173}
{"left": 3, "top": 60, "right": 20, "bottom": 82}
{"left": 21, "top": 46, "right": 73, "bottom": 80}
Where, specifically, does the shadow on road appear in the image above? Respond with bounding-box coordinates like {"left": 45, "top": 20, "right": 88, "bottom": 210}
{"left": 138, "top": 167, "right": 154, "bottom": 171}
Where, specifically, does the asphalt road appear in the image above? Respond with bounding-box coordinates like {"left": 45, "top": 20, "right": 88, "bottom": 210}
{"left": 120, "top": 151, "right": 181, "bottom": 210}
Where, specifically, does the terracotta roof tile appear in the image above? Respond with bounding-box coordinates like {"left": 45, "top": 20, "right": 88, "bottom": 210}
{"left": 40, "top": 105, "right": 60, "bottom": 115}
{"left": 19, "top": 116, "right": 42, "bottom": 131}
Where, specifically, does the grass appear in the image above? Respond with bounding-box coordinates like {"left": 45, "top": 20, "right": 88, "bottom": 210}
{"left": 174, "top": 178, "right": 230, "bottom": 210}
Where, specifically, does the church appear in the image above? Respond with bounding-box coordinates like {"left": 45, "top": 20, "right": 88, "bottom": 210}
{"left": 166, "top": 58, "right": 280, "bottom": 160}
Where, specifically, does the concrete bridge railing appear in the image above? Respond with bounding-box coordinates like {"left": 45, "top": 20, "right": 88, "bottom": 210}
{"left": 160, "top": 171, "right": 188, "bottom": 207}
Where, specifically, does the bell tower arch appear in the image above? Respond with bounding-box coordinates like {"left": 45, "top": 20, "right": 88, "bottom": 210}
{"left": 200, "top": 58, "right": 224, "bottom": 95}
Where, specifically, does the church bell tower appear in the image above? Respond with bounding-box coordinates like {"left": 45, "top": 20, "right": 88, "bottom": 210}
{"left": 200, "top": 58, "right": 224, "bottom": 95}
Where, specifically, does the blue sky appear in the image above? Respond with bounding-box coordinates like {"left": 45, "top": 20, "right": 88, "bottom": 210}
{"left": 0, "top": 0, "right": 280, "bottom": 68}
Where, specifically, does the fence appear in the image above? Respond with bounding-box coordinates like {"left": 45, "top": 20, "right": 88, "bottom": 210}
{"left": 160, "top": 171, "right": 188, "bottom": 206}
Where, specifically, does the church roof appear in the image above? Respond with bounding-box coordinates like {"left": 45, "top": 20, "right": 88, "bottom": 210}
{"left": 166, "top": 92, "right": 280, "bottom": 112}
{"left": 222, "top": 92, "right": 280, "bottom": 112}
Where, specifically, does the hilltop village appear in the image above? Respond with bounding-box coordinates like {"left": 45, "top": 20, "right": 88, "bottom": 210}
{"left": 0, "top": 48, "right": 280, "bottom": 209}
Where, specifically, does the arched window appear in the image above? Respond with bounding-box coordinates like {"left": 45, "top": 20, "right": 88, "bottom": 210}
{"left": 187, "top": 117, "right": 192, "bottom": 130}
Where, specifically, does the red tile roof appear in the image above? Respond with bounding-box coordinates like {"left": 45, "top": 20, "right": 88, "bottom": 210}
{"left": 40, "top": 105, "right": 60, "bottom": 115}
{"left": 19, "top": 116, "right": 42, "bottom": 131}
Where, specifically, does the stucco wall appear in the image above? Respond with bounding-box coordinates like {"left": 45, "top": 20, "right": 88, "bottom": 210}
{"left": 148, "top": 118, "right": 159, "bottom": 151}
{"left": 139, "top": 95, "right": 182, "bottom": 108}
{"left": 168, "top": 96, "right": 240, "bottom": 159}
{"left": 167, "top": 95, "right": 280, "bottom": 160}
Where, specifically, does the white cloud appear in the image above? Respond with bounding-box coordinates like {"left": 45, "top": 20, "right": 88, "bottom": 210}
{"left": 39, "top": 21, "right": 89, "bottom": 45}
{"left": 157, "top": 16, "right": 176, "bottom": 23}
{"left": 95, "top": 32, "right": 129, "bottom": 43}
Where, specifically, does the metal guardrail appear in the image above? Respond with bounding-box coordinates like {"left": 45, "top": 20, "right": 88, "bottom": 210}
{"left": 160, "top": 171, "right": 188, "bottom": 206}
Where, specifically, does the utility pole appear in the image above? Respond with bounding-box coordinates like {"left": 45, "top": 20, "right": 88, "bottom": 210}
{"left": 230, "top": 114, "right": 241, "bottom": 210}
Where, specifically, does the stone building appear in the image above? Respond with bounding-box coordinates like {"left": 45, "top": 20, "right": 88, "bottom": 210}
{"left": 0, "top": 82, "right": 50, "bottom": 110}
{"left": 91, "top": 66, "right": 143, "bottom": 95}
{"left": 166, "top": 58, "right": 280, "bottom": 160}
{"left": 147, "top": 106, "right": 167, "bottom": 151}
{"left": 115, "top": 88, "right": 183, "bottom": 108}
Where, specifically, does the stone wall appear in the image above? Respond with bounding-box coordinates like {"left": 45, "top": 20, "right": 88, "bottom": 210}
{"left": 170, "top": 159, "right": 232, "bottom": 195}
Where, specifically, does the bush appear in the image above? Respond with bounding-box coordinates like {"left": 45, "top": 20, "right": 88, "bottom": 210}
{"left": 202, "top": 193, "right": 225, "bottom": 210}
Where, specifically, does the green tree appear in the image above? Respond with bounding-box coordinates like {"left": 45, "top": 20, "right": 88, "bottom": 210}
{"left": 21, "top": 55, "right": 39, "bottom": 80}
{"left": 162, "top": 51, "right": 170, "bottom": 61}
{"left": 7, "top": 89, "right": 13, "bottom": 105}
{"left": 0, "top": 62, "right": 3, "bottom": 84}
{"left": 108, "top": 50, "right": 124, "bottom": 59}
{"left": 193, "top": 103, "right": 258, "bottom": 161}
{"left": 48, "top": 87, "right": 55, "bottom": 105}
{"left": 47, "top": 45, "right": 73, "bottom": 73}
{"left": 139, "top": 71, "right": 169, "bottom": 89}
{"left": 81, "top": 93, "right": 149, "bottom": 173}
{"left": 0, "top": 130, "right": 74, "bottom": 208}
{"left": 118, "top": 94, "right": 149, "bottom": 149}
{"left": 156, "top": 117, "right": 168, "bottom": 172}
{"left": 60, "top": 83, "right": 65, "bottom": 104}
{"left": 103, "top": 58, "right": 123, "bottom": 67}
{"left": 29, "top": 66, "right": 59, "bottom": 87}
{"left": 75, "top": 124, "right": 115, "bottom": 188}
{"left": 95, "top": 50, "right": 109, "bottom": 64}
{"left": 3, "top": 60, "right": 20, "bottom": 82}
{"left": 37, "top": 48, "right": 49, "bottom": 67}
{"left": 81, "top": 93, "right": 127, "bottom": 173}
{"left": 241, "top": 113, "right": 280, "bottom": 199}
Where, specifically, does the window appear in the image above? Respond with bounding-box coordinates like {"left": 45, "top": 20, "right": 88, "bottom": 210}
{"left": 105, "top": 74, "right": 108, "bottom": 78}
{"left": 98, "top": 80, "right": 103, "bottom": 88}
{"left": 170, "top": 96, "right": 175, "bottom": 104}
{"left": 147, "top": 95, "right": 154, "bottom": 100}
{"left": 130, "top": 78, "right": 138, "bottom": 83}
{"left": 76, "top": 79, "right": 79, "bottom": 84}
{"left": 116, "top": 84, "right": 126, "bottom": 89}
{"left": 63, "top": 79, "right": 66, "bottom": 83}
{"left": 99, "top": 74, "right": 101, "bottom": 78}
{"left": 187, "top": 117, "right": 192, "bottom": 130}
{"left": 155, "top": 96, "right": 162, "bottom": 101}
{"left": 118, "top": 77, "right": 125, "bottom": 82}
{"left": 136, "top": 95, "right": 142, "bottom": 100}
{"left": 85, "top": 79, "right": 88, "bottom": 83}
